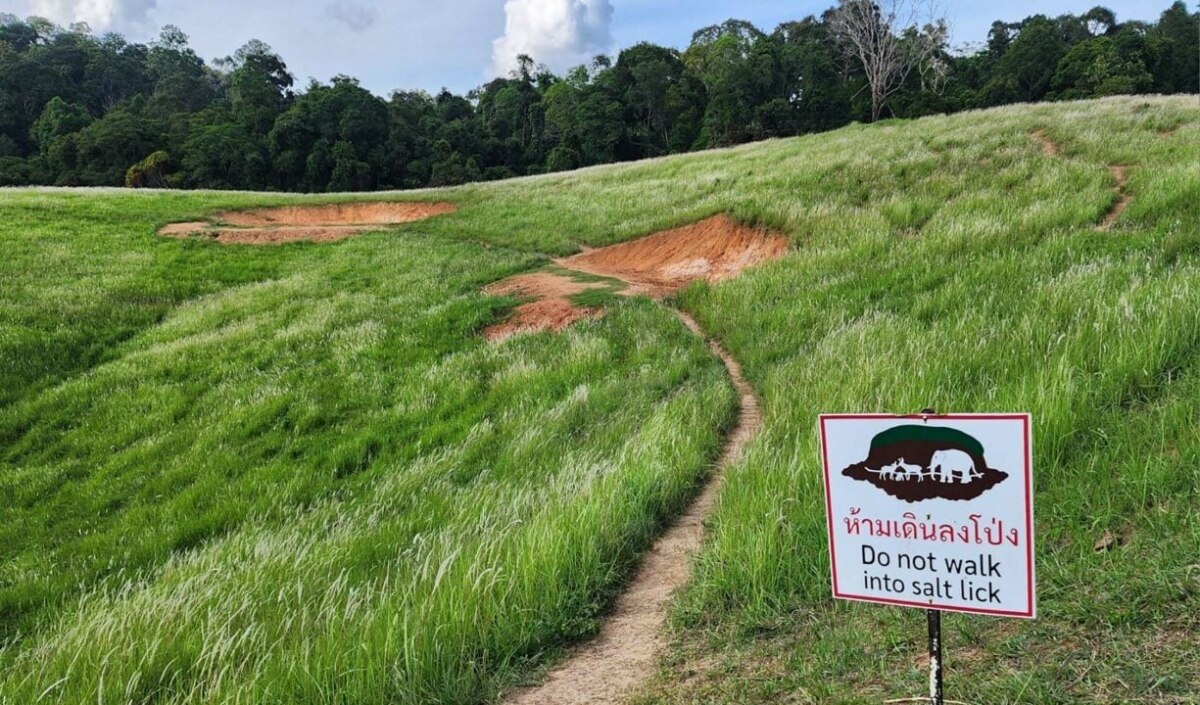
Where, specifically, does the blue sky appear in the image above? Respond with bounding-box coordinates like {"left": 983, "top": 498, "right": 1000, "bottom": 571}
{"left": 4, "top": 0, "right": 1177, "bottom": 96}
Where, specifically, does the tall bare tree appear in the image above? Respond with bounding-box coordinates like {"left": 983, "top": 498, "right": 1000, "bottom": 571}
{"left": 830, "top": 0, "right": 947, "bottom": 121}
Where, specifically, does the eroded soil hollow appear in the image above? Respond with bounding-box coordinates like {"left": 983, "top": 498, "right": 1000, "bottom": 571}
{"left": 482, "top": 273, "right": 607, "bottom": 343}
{"left": 158, "top": 202, "right": 455, "bottom": 244}
{"left": 484, "top": 214, "right": 788, "bottom": 341}
{"left": 564, "top": 214, "right": 789, "bottom": 297}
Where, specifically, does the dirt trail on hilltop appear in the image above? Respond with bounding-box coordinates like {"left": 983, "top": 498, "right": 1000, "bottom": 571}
{"left": 504, "top": 308, "right": 762, "bottom": 705}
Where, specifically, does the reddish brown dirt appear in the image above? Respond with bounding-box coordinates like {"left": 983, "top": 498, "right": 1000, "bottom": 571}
{"left": 482, "top": 272, "right": 606, "bottom": 342}
{"left": 485, "top": 215, "right": 789, "bottom": 342}
{"left": 486, "top": 272, "right": 605, "bottom": 300}
{"left": 157, "top": 222, "right": 212, "bottom": 238}
{"left": 504, "top": 309, "right": 761, "bottom": 705}
{"left": 216, "top": 201, "right": 455, "bottom": 227}
{"left": 1032, "top": 129, "right": 1060, "bottom": 156}
{"left": 484, "top": 299, "right": 597, "bottom": 343}
{"left": 217, "top": 225, "right": 375, "bottom": 244}
{"left": 156, "top": 202, "right": 455, "bottom": 245}
{"left": 562, "top": 214, "right": 789, "bottom": 297}
{"left": 1098, "top": 165, "right": 1130, "bottom": 231}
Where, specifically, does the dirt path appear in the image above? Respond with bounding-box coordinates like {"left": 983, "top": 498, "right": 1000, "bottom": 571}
{"left": 504, "top": 308, "right": 761, "bottom": 705}
{"left": 1032, "top": 129, "right": 1059, "bottom": 156}
{"left": 1032, "top": 130, "right": 1130, "bottom": 231}
{"left": 1098, "top": 165, "right": 1130, "bottom": 231}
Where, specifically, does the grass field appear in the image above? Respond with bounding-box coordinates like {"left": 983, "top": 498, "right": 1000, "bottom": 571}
{"left": 1, "top": 95, "right": 1198, "bottom": 704}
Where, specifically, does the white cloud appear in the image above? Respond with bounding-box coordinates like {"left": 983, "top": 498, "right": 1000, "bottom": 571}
{"left": 325, "top": 0, "right": 376, "bottom": 33}
{"left": 490, "top": 0, "right": 613, "bottom": 77}
{"left": 27, "top": 0, "right": 157, "bottom": 30}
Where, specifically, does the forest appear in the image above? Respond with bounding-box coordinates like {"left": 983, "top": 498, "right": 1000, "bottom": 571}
{"left": 0, "top": 1, "right": 1196, "bottom": 192}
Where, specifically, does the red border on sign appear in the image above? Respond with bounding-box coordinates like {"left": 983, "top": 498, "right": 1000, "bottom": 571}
{"left": 819, "top": 413, "right": 1036, "bottom": 619}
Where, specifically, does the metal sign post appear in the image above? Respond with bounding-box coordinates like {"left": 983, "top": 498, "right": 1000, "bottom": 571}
{"left": 923, "top": 409, "right": 944, "bottom": 705}
{"left": 927, "top": 608, "right": 943, "bottom": 705}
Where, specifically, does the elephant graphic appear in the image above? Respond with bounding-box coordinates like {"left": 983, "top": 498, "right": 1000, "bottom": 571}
{"left": 895, "top": 459, "right": 924, "bottom": 482}
{"left": 839, "top": 423, "right": 1010, "bottom": 501}
{"left": 928, "top": 449, "right": 980, "bottom": 483}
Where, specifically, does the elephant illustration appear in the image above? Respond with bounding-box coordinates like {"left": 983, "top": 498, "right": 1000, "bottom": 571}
{"left": 895, "top": 458, "right": 924, "bottom": 482}
{"left": 878, "top": 460, "right": 901, "bottom": 480}
{"left": 928, "top": 449, "right": 979, "bottom": 483}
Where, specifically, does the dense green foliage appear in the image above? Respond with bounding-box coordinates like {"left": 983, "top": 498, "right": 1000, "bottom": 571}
{"left": 0, "top": 2, "right": 1196, "bottom": 191}
{"left": 0, "top": 95, "right": 1196, "bottom": 704}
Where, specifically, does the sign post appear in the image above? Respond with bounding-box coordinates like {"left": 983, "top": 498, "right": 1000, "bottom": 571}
{"left": 819, "top": 412, "right": 1035, "bottom": 703}
{"left": 922, "top": 409, "right": 943, "bottom": 705}
{"left": 927, "top": 607, "right": 942, "bottom": 705}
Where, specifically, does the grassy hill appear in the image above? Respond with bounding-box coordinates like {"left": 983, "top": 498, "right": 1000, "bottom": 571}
{"left": 1, "top": 95, "right": 1197, "bottom": 704}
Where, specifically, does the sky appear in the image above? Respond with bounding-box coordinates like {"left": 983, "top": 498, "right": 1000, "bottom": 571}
{"left": 2, "top": 0, "right": 1177, "bottom": 96}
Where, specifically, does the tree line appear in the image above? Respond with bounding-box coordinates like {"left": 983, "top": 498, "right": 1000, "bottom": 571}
{"left": 0, "top": 1, "right": 1195, "bottom": 191}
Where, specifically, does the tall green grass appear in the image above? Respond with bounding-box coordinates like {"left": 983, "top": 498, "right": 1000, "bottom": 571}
{"left": 658, "top": 98, "right": 1200, "bottom": 703}
{"left": 0, "top": 199, "right": 735, "bottom": 703}
{"left": 1, "top": 95, "right": 1197, "bottom": 703}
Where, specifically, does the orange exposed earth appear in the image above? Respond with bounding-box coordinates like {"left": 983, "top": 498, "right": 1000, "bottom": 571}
{"left": 484, "top": 215, "right": 789, "bottom": 342}
{"left": 216, "top": 202, "right": 456, "bottom": 227}
{"left": 157, "top": 202, "right": 455, "bottom": 244}
{"left": 563, "top": 214, "right": 789, "bottom": 297}
{"left": 482, "top": 273, "right": 607, "bottom": 343}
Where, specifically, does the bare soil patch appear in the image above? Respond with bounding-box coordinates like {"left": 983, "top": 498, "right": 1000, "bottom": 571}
{"left": 157, "top": 202, "right": 455, "bottom": 245}
{"left": 563, "top": 214, "right": 789, "bottom": 297}
{"left": 216, "top": 202, "right": 455, "bottom": 227}
{"left": 1098, "top": 165, "right": 1130, "bottom": 231}
{"left": 218, "top": 226, "right": 374, "bottom": 245}
{"left": 1032, "top": 129, "right": 1060, "bottom": 156}
{"left": 486, "top": 272, "right": 606, "bottom": 300}
{"left": 482, "top": 272, "right": 606, "bottom": 342}
{"left": 157, "top": 222, "right": 212, "bottom": 238}
{"left": 484, "top": 215, "right": 789, "bottom": 342}
{"left": 505, "top": 309, "right": 761, "bottom": 705}
{"left": 484, "top": 299, "right": 597, "bottom": 343}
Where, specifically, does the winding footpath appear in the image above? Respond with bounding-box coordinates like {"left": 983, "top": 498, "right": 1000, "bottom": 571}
{"left": 1033, "top": 129, "right": 1131, "bottom": 231}
{"left": 505, "top": 308, "right": 762, "bottom": 705}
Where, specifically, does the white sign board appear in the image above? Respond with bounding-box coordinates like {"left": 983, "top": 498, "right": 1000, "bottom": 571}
{"left": 819, "top": 414, "right": 1035, "bottom": 618}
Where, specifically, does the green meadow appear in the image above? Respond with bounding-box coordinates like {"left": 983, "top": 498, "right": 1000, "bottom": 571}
{"left": 1, "top": 95, "right": 1198, "bottom": 704}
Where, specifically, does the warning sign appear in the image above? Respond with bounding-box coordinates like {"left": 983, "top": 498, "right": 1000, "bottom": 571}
{"left": 819, "top": 414, "right": 1035, "bottom": 618}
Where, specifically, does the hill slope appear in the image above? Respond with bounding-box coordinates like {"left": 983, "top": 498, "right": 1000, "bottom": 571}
{"left": 0, "top": 96, "right": 1197, "bottom": 704}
